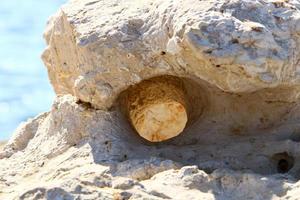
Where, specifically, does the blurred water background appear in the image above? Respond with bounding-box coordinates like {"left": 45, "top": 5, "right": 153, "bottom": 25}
{"left": 0, "top": 0, "right": 66, "bottom": 140}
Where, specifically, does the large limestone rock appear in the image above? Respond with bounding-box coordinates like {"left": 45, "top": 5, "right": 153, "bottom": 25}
{"left": 2, "top": 0, "right": 300, "bottom": 199}
{"left": 43, "top": 0, "right": 300, "bottom": 110}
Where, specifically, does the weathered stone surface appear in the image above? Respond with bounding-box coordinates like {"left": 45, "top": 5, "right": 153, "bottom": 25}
{"left": 43, "top": 0, "right": 300, "bottom": 110}
{"left": 0, "top": 93, "right": 300, "bottom": 199}
{"left": 2, "top": 0, "right": 300, "bottom": 199}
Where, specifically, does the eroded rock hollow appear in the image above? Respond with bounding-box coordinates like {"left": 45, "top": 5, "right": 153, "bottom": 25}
{"left": 2, "top": 0, "right": 300, "bottom": 199}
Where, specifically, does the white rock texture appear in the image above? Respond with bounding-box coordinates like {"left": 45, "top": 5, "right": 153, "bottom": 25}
{"left": 43, "top": 0, "right": 300, "bottom": 110}
{"left": 2, "top": 0, "right": 300, "bottom": 199}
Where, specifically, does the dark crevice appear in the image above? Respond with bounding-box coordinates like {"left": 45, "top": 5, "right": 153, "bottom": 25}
{"left": 272, "top": 152, "right": 294, "bottom": 174}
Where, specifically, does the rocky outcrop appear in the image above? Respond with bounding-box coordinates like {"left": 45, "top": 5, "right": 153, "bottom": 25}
{"left": 43, "top": 0, "right": 300, "bottom": 110}
{"left": 2, "top": 0, "right": 300, "bottom": 199}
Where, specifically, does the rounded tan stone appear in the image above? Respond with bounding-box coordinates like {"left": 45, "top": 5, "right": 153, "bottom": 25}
{"left": 125, "top": 76, "right": 188, "bottom": 142}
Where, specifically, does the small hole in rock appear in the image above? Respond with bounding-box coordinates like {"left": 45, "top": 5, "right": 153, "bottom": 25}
{"left": 272, "top": 152, "right": 294, "bottom": 174}
{"left": 76, "top": 99, "right": 93, "bottom": 109}
{"left": 277, "top": 159, "right": 289, "bottom": 173}
{"left": 232, "top": 39, "right": 239, "bottom": 44}
{"left": 204, "top": 49, "right": 212, "bottom": 54}
{"left": 160, "top": 51, "right": 166, "bottom": 55}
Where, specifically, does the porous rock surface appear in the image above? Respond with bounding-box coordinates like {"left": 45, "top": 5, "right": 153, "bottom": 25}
{"left": 2, "top": 0, "right": 300, "bottom": 199}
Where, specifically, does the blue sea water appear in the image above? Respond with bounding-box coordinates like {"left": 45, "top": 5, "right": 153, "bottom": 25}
{"left": 0, "top": 0, "right": 66, "bottom": 140}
